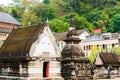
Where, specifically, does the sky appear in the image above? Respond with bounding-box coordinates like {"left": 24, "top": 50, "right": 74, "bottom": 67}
{"left": 0, "top": 0, "right": 43, "bottom": 6}
{"left": 0, "top": 0, "right": 14, "bottom": 6}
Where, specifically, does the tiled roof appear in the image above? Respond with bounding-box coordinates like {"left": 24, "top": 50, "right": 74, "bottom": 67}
{"left": 0, "top": 12, "right": 21, "bottom": 25}
{"left": 55, "top": 30, "right": 85, "bottom": 41}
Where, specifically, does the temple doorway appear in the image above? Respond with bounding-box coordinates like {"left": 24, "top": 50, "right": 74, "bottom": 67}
{"left": 43, "top": 62, "right": 49, "bottom": 77}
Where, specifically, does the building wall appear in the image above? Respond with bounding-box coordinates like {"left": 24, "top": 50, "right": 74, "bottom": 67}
{"left": 29, "top": 26, "right": 60, "bottom": 57}
{"left": 78, "top": 31, "right": 90, "bottom": 40}
{"left": 0, "top": 22, "right": 18, "bottom": 28}
{"left": 57, "top": 41, "right": 66, "bottom": 52}
{"left": 0, "top": 22, "right": 19, "bottom": 47}
{"left": 57, "top": 31, "right": 90, "bottom": 52}
{"left": 27, "top": 60, "right": 61, "bottom": 79}
{"left": 0, "top": 33, "right": 9, "bottom": 40}
{"left": 29, "top": 26, "right": 61, "bottom": 79}
{"left": 57, "top": 32, "right": 120, "bottom": 56}
{"left": 0, "top": 33, "right": 9, "bottom": 47}
{"left": 82, "top": 39, "right": 118, "bottom": 56}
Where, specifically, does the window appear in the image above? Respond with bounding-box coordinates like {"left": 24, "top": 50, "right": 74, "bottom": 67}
{"left": 103, "top": 44, "right": 106, "bottom": 49}
{"left": 112, "top": 44, "right": 115, "bottom": 48}
{"left": 57, "top": 43, "right": 60, "bottom": 47}
{"left": 84, "top": 46, "right": 85, "bottom": 50}
{"left": 97, "top": 45, "right": 99, "bottom": 47}
{"left": 61, "top": 42, "right": 64, "bottom": 49}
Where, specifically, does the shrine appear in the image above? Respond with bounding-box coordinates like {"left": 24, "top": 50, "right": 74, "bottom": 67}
{"left": 61, "top": 13, "right": 91, "bottom": 80}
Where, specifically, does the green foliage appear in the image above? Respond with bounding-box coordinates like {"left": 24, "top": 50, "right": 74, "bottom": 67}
{"left": 112, "top": 47, "right": 120, "bottom": 56}
{"left": 59, "top": 0, "right": 91, "bottom": 14}
{"left": 87, "top": 46, "right": 102, "bottom": 63}
{"left": 74, "top": 14, "right": 94, "bottom": 32}
{"left": 1, "top": 0, "right": 120, "bottom": 32}
{"left": 49, "top": 19, "right": 69, "bottom": 33}
{"left": 0, "top": 41, "right": 3, "bottom": 47}
{"left": 91, "top": 0, "right": 117, "bottom": 10}
{"left": 58, "top": 13, "right": 94, "bottom": 32}
{"left": 22, "top": 10, "right": 40, "bottom": 27}
{"left": 43, "top": 0, "right": 50, "bottom": 4}
{"left": 41, "top": 8, "right": 56, "bottom": 22}
{"left": 112, "top": 14, "right": 120, "bottom": 32}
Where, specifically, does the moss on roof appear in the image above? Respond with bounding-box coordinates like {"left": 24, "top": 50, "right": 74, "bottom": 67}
{"left": 0, "top": 24, "right": 44, "bottom": 60}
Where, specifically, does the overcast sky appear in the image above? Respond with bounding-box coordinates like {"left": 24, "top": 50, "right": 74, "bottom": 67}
{"left": 0, "top": 0, "right": 43, "bottom": 6}
{"left": 0, "top": 0, "right": 13, "bottom": 6}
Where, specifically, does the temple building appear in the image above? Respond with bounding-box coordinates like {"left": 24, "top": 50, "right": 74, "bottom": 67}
{"left": 94, "top": 52, "right": 120, "bottom": 79}
{"left": 0, "top": 12, "right": 21, "bottom": 46}
{"left": 55, "top": 30, "right": 90, "bottom": 53}
{"left": 0, "top": 20, "right": 62, "bottom": 80}
{"left": 61, "top": 13, "right": 91, "bottom": 80}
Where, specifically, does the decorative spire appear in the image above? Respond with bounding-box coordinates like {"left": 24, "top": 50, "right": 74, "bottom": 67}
{"left": 69, "top": 13, "right": 75, "bottom": 30}
{"left": 45, "top": 17, "right": 49, "bottom": 27}
{"left": 46, "top": 17, "right": 48, "bottom": 23}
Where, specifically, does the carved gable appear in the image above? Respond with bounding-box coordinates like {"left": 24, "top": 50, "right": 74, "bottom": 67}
{"left": 29, "top": 25, "right": 60, "bottom": 58}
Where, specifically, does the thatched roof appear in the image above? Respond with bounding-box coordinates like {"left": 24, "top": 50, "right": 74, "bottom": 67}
{"left": 0, "top": 24, "right": 44, "bottom": 60}
{"left": 0, "top": 12, "right": 21, "bottom": 25}
{"left": 94, "top": 52, "right": 120, "bottom": 67}
{"left": 55, "top": 30, "right": 85, "bottom": 41}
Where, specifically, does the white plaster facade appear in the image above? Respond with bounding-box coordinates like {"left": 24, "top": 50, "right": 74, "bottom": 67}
{"left": 0, "top": 33, "right": 9, "bottom": 47}
{"left": 28, "top": 23, "right": 62, "bottom": 79}
{"left": 78, "top": 31, "right": 90, "bottom": 41}
{"left": 57, "top": 30, "right": 90, "bottom": 52}
{"left": 82, "top": 38, "right": 119, "bottom": 56}
{"left": 29, "top": 25, "right": 60, "bottom": 57}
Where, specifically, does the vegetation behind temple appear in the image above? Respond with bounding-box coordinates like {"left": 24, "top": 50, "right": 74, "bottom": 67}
{"left": 1, "top": 0, "right": 120, "bottom": 33}
{"left": 87, "top": 46, "right": 120, "bottom": 63}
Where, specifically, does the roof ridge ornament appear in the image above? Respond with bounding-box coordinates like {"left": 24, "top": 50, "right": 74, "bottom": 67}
{"left": 46, "top": 17, "right": 49, "bottom": 23}
{"left": 45, "top": 17, "right": 49, "bottom": 27}
{"left": 69, "top": 12, "right": 75, "bottom": 31}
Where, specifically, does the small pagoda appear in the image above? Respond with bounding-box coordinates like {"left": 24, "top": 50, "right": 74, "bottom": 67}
{"left": 61, "top": 13, "right": 91, "bottom": 80}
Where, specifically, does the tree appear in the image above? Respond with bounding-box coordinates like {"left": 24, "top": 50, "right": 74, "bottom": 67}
{"left": 41, "top": 8, "right": 56, "bottom": 22}
{"left": 59, "top": 13, "right": 94, "bottom": 32}
{"left": 22, "top": 8, "right": 40, "bottom": 27}
{"left": 74, "top": 14, "right": 94, "bottom": 32}
{"left": 112, "top": 47, "right": 120, "bottom": 56}
{"left": 91, "top": 0, "right": 117, "bottom": 10}
{"left": 49, "top": 19, "right": 69, "bottom": 33}
{"left": 58, "top": 0, "right": 91, "bottom": 14}
{"left": 95, "top": 12, "right": 111, "bottom": 33}
{"left": 87, "top": 46, "right": 102, "bottom": 63}
{"left": 43, "top": 0, "right": 50, "bottom": 4}
{"left": 0, "top": 41, "right": 3, "bottom": 47}
{"left": 112, "top": 14, "right": 120, "bottom": 32}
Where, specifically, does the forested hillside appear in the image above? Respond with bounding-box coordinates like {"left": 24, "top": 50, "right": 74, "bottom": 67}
{"left": 1, "top": 0, "right": 120, "bottom": 33}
